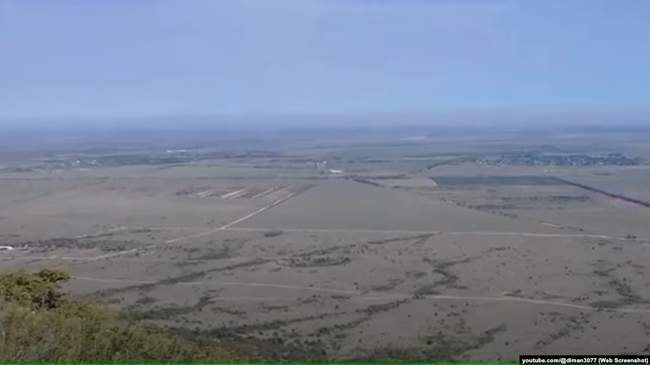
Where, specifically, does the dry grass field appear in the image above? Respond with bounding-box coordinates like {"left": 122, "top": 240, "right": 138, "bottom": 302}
{"left": 2, "top": 127, "right": 650, "bottom": 361}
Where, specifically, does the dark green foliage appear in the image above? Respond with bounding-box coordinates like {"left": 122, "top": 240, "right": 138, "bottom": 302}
{"left": 0, "top": 269, "right": 243, "bottom": 363}
{"left": 0, "top": 268, "right": 69, "bottom": 309}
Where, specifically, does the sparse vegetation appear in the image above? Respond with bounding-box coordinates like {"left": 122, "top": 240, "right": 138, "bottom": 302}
{"left": 2, "top": 125, "right": 650, "bottom": 361}
{"left": 263, "top": 229, "right": 284, "bottom": 238}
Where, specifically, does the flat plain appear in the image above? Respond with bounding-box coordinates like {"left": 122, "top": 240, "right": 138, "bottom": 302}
{"left": 2, "top": 126, "right": 650, "bottom": 361}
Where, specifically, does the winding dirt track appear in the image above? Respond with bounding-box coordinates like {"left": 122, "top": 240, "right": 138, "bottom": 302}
{"left": 222, "top": 227, "right": 647, "bottom": 241}
{"left": 5, "top": 226, "right": 647, "bottom": 263}
{"left": 70, "top": 275, "right": 650, "bottom": 314}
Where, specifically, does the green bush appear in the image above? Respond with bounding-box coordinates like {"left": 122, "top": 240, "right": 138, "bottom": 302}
{"left": 0, "top": 268, "right": 70, "bottom": 309}
{"left": 0, "top": 269, "right": 244, "bottom": 363}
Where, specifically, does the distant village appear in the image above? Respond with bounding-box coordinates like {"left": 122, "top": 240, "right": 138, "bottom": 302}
{"left": 473, "top": 152, "right": 640, "bottom": 167}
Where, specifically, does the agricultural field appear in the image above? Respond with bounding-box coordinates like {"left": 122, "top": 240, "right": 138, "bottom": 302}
{"left": 1, "top": 126, "right": 650, "bottom": 361}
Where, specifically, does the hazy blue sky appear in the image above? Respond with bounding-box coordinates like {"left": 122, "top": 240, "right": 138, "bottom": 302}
{"left": 1, "top": 0, "right": 649, "bottom": 118}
